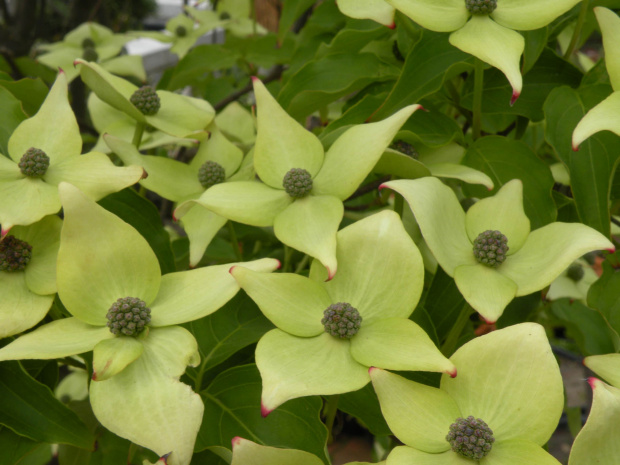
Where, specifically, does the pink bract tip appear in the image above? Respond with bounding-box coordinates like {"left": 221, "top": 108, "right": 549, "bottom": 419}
{"left": 251, "top": 76, "right": 260, "bottom": 83}
{"left": 606, "top": 248, "right": 616, "bottom": 253}
{"left": 91, "top": 372, "right": 97, "bottom": 381}
{"left": 1, "top": 226, "right": 11, "bottom": 237}
{"left": 483, "top": 317, "right": 497, "bottom": 325}
{"left": 387, "top": 22, "right": 396, "bottom": 30}
{"left": 587, "top": 377, "right": 599, "bottom": 390}
{"left": 231, "top": 436, "right": 243, "bottom": 448}
{"left": 419, "top": 105, "right": 428, "bottom": 112}
{"left": 447, "top": 367, "right": 457, "bottom": 378}
{"left": 58, "top": 67, "right": 65, "bottom": 74}
{"left": 368, "top": 366, "right": 378, "bottom": 375}
{"left": 260, "top": 402, "right": 272, "bottom": 418}
{"left": 172, "top": 210, "right": 178, "bottom": 222}
{"left": 72, "top": 60, "right": 81, "bottom": 67}
{"left": 326, "top": 267, "right": 336, "bottom": 281}
{"left": 510, "top": 90, "right": 520, "bottom": 106}
{"left": 572, "top": 143, "right": 580, "bottom": 152}
{"left": 378, "top": 183, "right": 388, "bottom": 191}
{"left": 275, "top": 259, "right": 282, "bottom": 270}
{"left": 229, "top": 265, "right": 238, "bottom": 275}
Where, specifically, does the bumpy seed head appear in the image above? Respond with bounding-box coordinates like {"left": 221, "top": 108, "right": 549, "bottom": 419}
{"left": 82, "top": 46, "right": 98, "bottom": 62}
{"left": 106, "top": 297, "right": 151, "bottom": 336}
{"left": 0, "top": 236, "right": 33, "bottom": 272}
{"left": 322, "top": 302, "right": 362, "bottom": 339}
{"left": 390, "top": 140, "right": 418, "bottom": 159}
{"left": 566, "top": 263, "right": 585, "bottom": 282}
{"left": 82, "top": 37, "right": 96, "bottom": 49}
{"left": 465, "top": 0, "right": 497, "bottom": 14}
{"left": 446, "top": 416, "right": 495, "bottom": 460}
{"left": 198, "top": 160, "right": 226, "bottom": 189}
{"left": 220, "top": 11, "right": 231, "bottom": 20}
{"left": 18, "top": 147, "right": 50, "bottom": 177}
{"left": 283, "top": 168, "right": 313, "bottom": 198}
{"left": 473, "top": 230, "right": 508, "bottom": 267}
{"left": 130, "top": 86, "right": 161, "bottom": 116}
{"left": 175, "top": 25, "right": 187, "bottom": 37}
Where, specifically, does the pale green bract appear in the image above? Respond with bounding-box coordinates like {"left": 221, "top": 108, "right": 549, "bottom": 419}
{"left": 383, "top": 177, "right": 614, "bottom": 322}
{"left": 337, "top": 0, "right": 582, "bottom": 103}
{"left": 371, "top": 323, "right": 564, "bottom": 465}
{"left": 0, "top": 183, "right": 280, "bottom": 465}
{"left": 231, "top": 210, "right": 455, "bottom": 414}
{"left": 572, "top": 7, "right": 620, "bottom": 149}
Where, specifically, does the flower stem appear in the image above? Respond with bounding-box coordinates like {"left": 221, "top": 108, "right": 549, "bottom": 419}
{"left": 441, "top": 302, "right": 473, "bottom": 357}
{"left": 294, "top": 254, "right": 310, "bottom": 274}
{"left": 472, "top": 58, "right": 484, "bottom": 140}
{"left": 132, "top": 122, "right": 146, "bottom": 148}
{"left": 227, "top": 221, "right": 243, "bottom": 261}
{"left": 564, "top": 0, "right": 589, "bottom": 60}
{"left": 282, "top": 245, "right": 292, "bottom": 272}
{"left": 324, "top": 394, "right": 340, "bottom": 444}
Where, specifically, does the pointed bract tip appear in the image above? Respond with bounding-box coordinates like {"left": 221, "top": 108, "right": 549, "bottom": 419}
{"left": 58, "top": 67, "right": 65, "bottom": 74}
{"left": 260, "top": 402, "right": 272, "bottom": 418}
{"left": 91, "top": 372, "right": 97, "bottom": 381}
{"left": 510, "top": 90, "right": 520, "bottom": 106}
{"left": 141, "top": 168, "right": 148, "bottom": 179}
{"left": 72, "top": 60, "right": 81, "bottom": 67}
{"left": 229, "top": 265, "right": 238, "bottom": 275}
{"left": 368, "top": 366, "right": 378, "bottom": 375}
{"left": 572, "top": 143, "right": 580, "bottom": 152}
{"left": 378, "top": 183, "right": 388, "bottom": 191}
{"left": 483, "top": 317, "right": 497, "bottom": 325}
{"left": 419, "top": 105, "right": 428, "bottom": 112}
{"left": 606, "top": 248, "right": 616, "bottom": 253}
{"left": 387, "top": 22, "right": 396, "bottom": 30}
{"left": 251, "top": 76, "right": 260, "bottom": 83}
{"left": 231, "top": 436, "right": 243, "bottom": 448}
{"left": 325, "top": 267, "right": 336, "bottom": 281}
{"left": 587, "top": 377, "right": 599, "bottom": 390}
{"left": 447, "top": 366, "right": 457, "bottom": 378}
{"left": 1, "top": 226, "right": 11, "bottom": 237}
{"left": 275, "top": 259, "right": 282, "bottom": 270}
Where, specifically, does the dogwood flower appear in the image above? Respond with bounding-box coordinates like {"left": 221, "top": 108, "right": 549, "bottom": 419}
{"left": 338, "top": 0, "right": 581, "bottom": 104}
{"left": 382, "top": 177, "right": 614, "bottom": 322}
{"left": 371, "top": 323, "right": 564, "bottom": 465}
{"left": 572, "top": 7, "right": 620, "bottom": 149}
{"left": 180, "top": 78, "right": 420, "bottom": 277}
{"left": 0, "top": 71, "right": 143, "bottom": 232}
{"left": 231, "top": 210, "right": 455, "bottom": 414}
{"left": 0, "top": 183, "right": 279, "bottom": 465}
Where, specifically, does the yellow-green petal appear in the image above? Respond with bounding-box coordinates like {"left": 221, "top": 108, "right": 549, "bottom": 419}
{"left": 190, "top": 124, "right": 243, "bottom": 176}
{"left": 370, "top": 368, "right": 459, "bottom": 452}
{"left": 92, "top": 336, "right": 143, "bottom": 381}
{"left": 491, "top": 0, "right": 581, "bottom": 31}
{"left": 147, "top": 90, "right": 214, "bottom": 140}
{"left": 449, "top": 16, "right": 524, "bottom": 99}
{"left": 427, "top": 163, "right": 494, "bottom": 190}
{"left": 178, "top": 206, "right": 228, "bottom": 267}
{"left": 101, "top": 55, "right": 147, "bottom": 82}
{"left": 337, "top": 0, "right": 395, "bottom": 26}
{"left": 440, "top": 323, "right": 564, "bottom": 445}
{"left": 465, "top": 179, "right": 530, "bottom": 254}
{"left": 596, "top": 7, "right": 620, "bottom": 91}
{"left": 256, "top": 330, "right": 369, "bottom": 413}
{"left": 483, "top": 439, "right": 561, "bottom": 465}
{"left": 57, "top": 183, "right": 161, "bottom": 325}
{"left": 572, "top": 91, "right": 620, "bottom": 149}
{"left": 273, "top": 195, "right": 343, "bottom": 278}
{"left": 386, "top": 446, "right": 470, "bottom": 465}
{"left": 0, "top": 178, "right": 60, "bottom": 229}
{"left": 584, "top": 354, "right": 620, "bottom": 388}
{"left": 385, "top": 0, "right": 468, "bottom": 32}
{"left": 231, "top": 437, "right": 324, "bottom": 465}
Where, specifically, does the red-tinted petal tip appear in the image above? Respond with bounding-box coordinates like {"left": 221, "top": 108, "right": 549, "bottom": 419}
{"left": 447, "top": 367, "right": 457, "bottom": 378}
{"left": 387, "top": 22, "right": 396, "bottom": 30}
{"left": 572, "top": 143, "right": 580, "bottom": 152}
{"left": 231, "top": 436, "right": 243, "bottom": 448}
{"left": 260, "top": 402, "right": 272, "bottom": 418}
{"left": 510, "top": 90, "right": 520, "bottom": 106}
{"left": 587, "top": 377, "right": 599, "bottom": 390}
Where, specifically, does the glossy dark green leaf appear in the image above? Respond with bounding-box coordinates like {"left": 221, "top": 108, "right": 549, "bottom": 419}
{"left": 317, "top": 20, "right": 392, "bottom": 57}
{"left": 522, "top": 27, "right": 549, "bottom": 74}
{"left": 544, "top": 85, "right": 620, "bottom": 237}
{"left": 551, "top": 299, "right": 616, "bottom": 356}
{"left": 370, "top": 30, "right": 474, "bottom": 121}
{"left": 98, "top": 188, "right": 176, "bottom": 274}
{"left": 196, "top": 364, "right": 328, "bottom": 464}
{"left": 339, "top": 384, "right": 391, "bottom": 437}
{"left": 496, "top": 293, "right": 541, "bottom": 329}
{"left": 0, "top": 362, "right": 94, "bottom": 449}
{"left": 398, "top": 105, "right": 463, "bottom": 147}
{"left": 164, "top": 45, "right": 240, "bottom": 91}
{"left": 278, "top": 0, "right": 319, "bottom": 41}
{"left": 186, "top": 292, "right": 274, "bottom": 388}
{"left": 462, "top": 136, "right": 557, "bottom": 229}
{"left": 422, "top": 267, "right": 466, "bottom": 344}
{"left": 278, "top": 52, "right": 399, "bottom": 120}
{"left": 0, "top": 86, "right": 27, "bottom": 157}
{"left": 587, "top": 254, "right": 620, "bottom": 343}
{"left": 0, "top": 77, "right": 48, "bottom": 116}
{"left": 373, "top": 150, "right": 430, "bottom": 179}
{"left": 0, "top": 426, "right": 47, "bottom": 465}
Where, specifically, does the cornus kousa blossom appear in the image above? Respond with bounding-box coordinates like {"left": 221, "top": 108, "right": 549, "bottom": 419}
{"left": 382, "top": 177, "right": 614, "bottom": 323}
{"left": 231, "top": 210, "right": 455, "bottom": 414}
{"left": 371, "top": 323, "right": 564, "bottom": 465}
{"left": 338, "top": 0, "right": 581, "bottom": 104}
{"left": 177, "top": 78, "right": 421, "bottom": 278}
{"left": 572, "top": 7, "right": 620, "bottom": 150}
{"left": 0, "top": 183, "right": 279, "bottom": 465}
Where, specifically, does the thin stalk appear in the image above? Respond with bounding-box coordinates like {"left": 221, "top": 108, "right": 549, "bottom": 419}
{"left": 294, "top": 254, "right": 310, "bottom": 274}
{"left": 228, "top": 221, "right": 243, "bottom": 261}
{"left": 472, "top": 58, "right": 484, "bottom": 140}
{"left": 564, "top": 0, "right": 589, "bottom": 60}
{"left": 282, "top": 245, "right": 292, "bottom": 273}
{"left": 132, "top": 122, "right": 146, "bottom": 148}
{"left": 441, "top": 303, "right": 472, "bottom": 357}
{"left": 324, "top": 395, "right": 340, "bottom": 444}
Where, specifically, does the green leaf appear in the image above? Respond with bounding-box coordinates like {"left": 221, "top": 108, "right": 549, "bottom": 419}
{"left": 0, "top": 77, "right": 48, "bottom": 116}
{"left": 278, "top": 0, "right": 320, "bottom": 40}
{"left": 164, "top": 45, "right": 241, "bottom": 91}
{"left": 278, "top": 53, "right": 399, "bottom": 120}
{"left": 339, "top": 384, "right": 392, "bottom": 437}
{"left": 462, "top": 136, "right": 557, "bottom": 229}
{"left": 0, "top": 87, "right": 27, "bottom": 157}
{"left": 371, "top": 30, "right": 474, "bottom": 122}
{"left": 422, "top": 267, "right": 466, "bottom": 344}
{"left": 0, "top": 362, "right": 94, "bottom": 449}
{"left": 186, "top": 292, "right": 274, "bottom": 384}
{"left": 196, "top": 364, "right": 329, "bottom": 464}
{"left": 398, "top": 106, "right": 464, "bottom": 148}
{"left": 98, "top": 188, "right": 176, "bottom": 274}
{"left": 0, "top": 426, "right": 46, "bottom": 465}
{"left": 544, "top": 84, "right": 620, "bottom": 236}
{"left": 587, "top": 253, "right": 620, "bottom": 343}
{"left": 521, "top": 27, "right": 549, "bottom": 74}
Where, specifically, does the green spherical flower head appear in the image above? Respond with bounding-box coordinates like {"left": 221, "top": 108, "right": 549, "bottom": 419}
{"left": 219, "top": 11, "right": 231, "bottom": 20}
{"left": 175, "top": 25, "right": 187, "bottom": 37}
{"left": 566, "top": 263, "right": 585, "bottom": 282}
{"left": 106, "top": 297, "right": 151, "bottom": 336}
{"left": 0, "top": 236, "right": 33, "bottom": 272}
{"left": 130, "top": 86, "right": 161, "bottom": 116}
{"left": 473, "top": 230, "right": 509, "bottom": 267}
{"left": 82, "top": 46, "right": 98, "bottom": 62}
{"left": 321, "top": 302, "right": 362, "bottom": 339}
{"left": 283, "top": 168, "right": 313, "bottom": 198}
{"left": 82, "top": 38, "right": 96, "bottom": 49}
{"left": 465, "top": 0, "right": 497, "bottom": 14}
{"left": 390, "top": 139, "right": 418, "bottom": 159}
{"left": 18, "top": 147, "right": 50, "bottom": 178}
{"left": 198, "top": 160, "right": 226, "bottom": 189}
{"left": 446, "top": 416, "right": 495, "bottom": 460}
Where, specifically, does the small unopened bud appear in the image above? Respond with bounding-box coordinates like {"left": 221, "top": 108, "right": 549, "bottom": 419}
{"left": 82, "top": 46, "right": 98, "bottom": 62}
{"left": 0, "top": 236, "right": 33, "bottom": 272}
{"left": 198, "top": 160, "right": 226, "bottom": 189}
{"left": 19, "top": 147, "right": 50, "bottom": 177}
{"left": 175, "top": 25, "right": 187, "bottom": 37}
{"left": 130, "top": 86, "right": 161, "bottom": 116}
{"left": 446, "top": 416, "right": 494, "bottom": 460}
{"left": 283, "top": 168, "right": 313, "bottom": 198}
{"left": 106, "top": 297, "right": 151, "bottom": 336}
{"left": 465, "top": 0, "right": 497, "bottom": 14}
{"left": 473, "top": 230, "right": 508, "bottom": 267}
{"left": 321, "top": 302, "right": 362, "bottom": 339}
{"left": 566, "top": 263, "right": 585, "bottom": 282}
{"left": 82, "top": 38, "right": 96, "bottom": 49}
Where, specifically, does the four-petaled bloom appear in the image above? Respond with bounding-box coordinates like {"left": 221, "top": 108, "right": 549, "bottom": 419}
{"left": 572, "top": 7, "right": 620, "bottom": 150}
{"left": 0, "top": 183, "right": 279, "bottom": 465}
{"left": 177, "top": 78, "right": 420, "bottom": 277}
{"left": 382, "top": 177, "right": 614, "bottom": 323}
{"left": 231, "top": 210, "right": 455, "bottom": 415}
{"left": 338, "top": 0, "right": 581, "bottom": 104}
{"left": 371, "top": 323, "right": 564, "bottom": 465}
